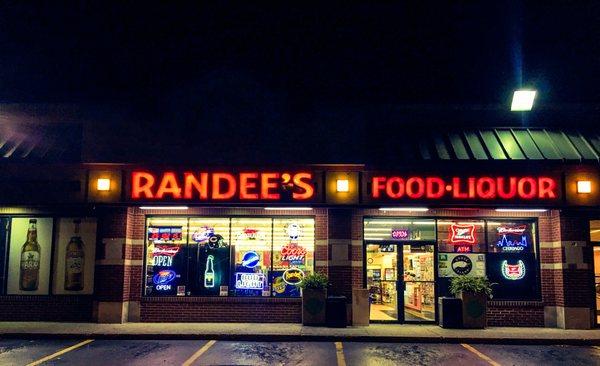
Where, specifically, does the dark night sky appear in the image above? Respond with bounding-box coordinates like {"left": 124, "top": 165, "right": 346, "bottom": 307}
{"left": 0, "top": 2, "right": 598, "bottom": 163}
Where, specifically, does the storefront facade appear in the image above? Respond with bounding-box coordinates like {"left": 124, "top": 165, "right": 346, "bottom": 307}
{"left": 0, "top": 150, "right": 599, "bottom": 328}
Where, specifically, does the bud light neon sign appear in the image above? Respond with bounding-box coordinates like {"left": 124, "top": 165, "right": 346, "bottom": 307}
{"left": 153, "top": 269, "right": 177, "bottom": 291}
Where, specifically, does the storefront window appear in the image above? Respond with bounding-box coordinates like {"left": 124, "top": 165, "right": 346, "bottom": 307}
{"left": 189, "top": 218, "right": 230, "bottom": 296}
{"left": 364, "top": 218, "right": 435, "bottom": 241}
{"left": 272, "top": 218, "right": 314, "bottom": 297}
{"left": 437, "top": 220, "right": 485, "bottom": 253}
{"left": 485, "top": 220, "right": 538, "bottom": 300}
{"left": 231, "top": 218, "right": 273, "bottom": 296}
{"left": 52, "top": 218, "right": 97, "bottom": 294}
{"left": 145, "top": 217, "right": 188, "bottom": 296}
{"left": 144, "top": 216, "right": 315, "bottom": 298}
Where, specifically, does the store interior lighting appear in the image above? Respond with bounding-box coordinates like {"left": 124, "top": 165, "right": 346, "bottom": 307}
{"left": 140, "top": 206, "right": 189, "bottom": 210}
{"left": 495, "top": 208, "right": 547, "bottom": 212}
{"left": 264, "top": 207, "right": 313, "bottom": 211}
{"left": 379, "top": 207, "right": 429, "bottom": 212}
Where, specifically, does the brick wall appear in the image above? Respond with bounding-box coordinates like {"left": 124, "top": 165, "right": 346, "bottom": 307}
{"left": 140, "top": 297, "right": 301, "bottom": 323}
{"left": 487, "top": 302, "right": 545, "bottom": 327}
{"left": 0, "top": 295, "right": 93, "bottom": 321}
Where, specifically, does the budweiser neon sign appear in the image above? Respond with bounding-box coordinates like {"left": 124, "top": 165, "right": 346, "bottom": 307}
{"left": 449, "top": 224, "right": 476, "bottom": 244}
{"left": 131, "top": 171, "right": 314, "bottom": 201}
{"left": 496, "top": 225, "right": 527, "bottom": 235}
{"left": 153, "top": 245, "right": 181, "bottom": 257}
{"left": 371, "top": 176, "right": 558, "bottom": 200}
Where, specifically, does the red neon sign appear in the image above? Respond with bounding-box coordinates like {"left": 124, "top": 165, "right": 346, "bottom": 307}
{"left": 131, "top": 171, "right": 314, "bottom": 201}
{"left": 371, "top": 176, "right": 558, "bottom": 200}
{"left": 449, "top": 224, "right": 476, "bottom": 244}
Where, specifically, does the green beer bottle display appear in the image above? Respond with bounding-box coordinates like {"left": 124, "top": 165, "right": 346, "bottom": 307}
{"left": 64, "top": 219, "right": 85, "bottom": 291}
{"left": 19, "top": 219, "right": 40, "bottom": 291}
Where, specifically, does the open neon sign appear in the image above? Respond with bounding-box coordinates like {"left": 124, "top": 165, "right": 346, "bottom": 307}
{"left": 131, "top": 171, "right": 314, "bottom": 200}
{"left": 371, "top": 176, "right": 558, "bottom": 200}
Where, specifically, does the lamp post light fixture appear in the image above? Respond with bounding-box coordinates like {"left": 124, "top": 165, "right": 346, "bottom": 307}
{"left": 511, "top": 90, "right": 537, "bottom": 111}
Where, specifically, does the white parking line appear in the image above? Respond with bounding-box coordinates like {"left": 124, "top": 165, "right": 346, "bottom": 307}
{"left": 461, "top": 343, "right": 501, "bottom": 366}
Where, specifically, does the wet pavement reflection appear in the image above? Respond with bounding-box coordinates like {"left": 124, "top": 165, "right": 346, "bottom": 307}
{"left": 0, "top": 338, "right": 599, "bottom": 365}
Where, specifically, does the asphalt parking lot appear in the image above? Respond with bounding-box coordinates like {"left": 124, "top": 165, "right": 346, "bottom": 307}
{"left": 1, "top": 338, "right": 599, "bottom": 366}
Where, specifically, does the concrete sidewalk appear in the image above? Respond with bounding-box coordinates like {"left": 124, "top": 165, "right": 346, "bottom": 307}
{"left": 1, "top": 322, "right": 600, "bottom": 345}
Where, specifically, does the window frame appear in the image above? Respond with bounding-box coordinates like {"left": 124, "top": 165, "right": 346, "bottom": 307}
{"left": 142, "top": 215, "right": 316, "bottom": 298}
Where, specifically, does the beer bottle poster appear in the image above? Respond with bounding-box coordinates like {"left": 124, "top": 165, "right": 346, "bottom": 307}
{"left": 0, "top": 218, "right": 9, "bottom": 295}
{"left": 6, "top": 217, "right": 53, "bottom": 295}
{"left": 52, "top": 218, "right": 97, "bottom": 294}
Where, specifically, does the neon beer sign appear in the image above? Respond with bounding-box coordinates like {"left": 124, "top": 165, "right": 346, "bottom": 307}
{"left": 371, "top": 176, "right": 558, "bottom": 200}
{"left": 131, "top": 171, "right": 314, "bottom": 201}
{"left": 449, "top": 224, "right": 476, "bottom": 244}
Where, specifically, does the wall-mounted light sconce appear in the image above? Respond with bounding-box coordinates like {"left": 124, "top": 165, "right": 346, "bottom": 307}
{"left": 96, "top": 178, "right": 111, "bottom": 191}
{"left": 577, "top": 180, "right": 592, "bottom": 194}
{"left": 336, "top": 179, "right": 349, "bottom": 192}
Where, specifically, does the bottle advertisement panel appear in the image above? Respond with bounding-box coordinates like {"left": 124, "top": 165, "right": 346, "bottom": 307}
{"left": 6, "top": 217, "right": 53, "bottom": 295}
{"left": 52, "top": 218, "right": 97, "bottom": 295}
{"left": 0, "top": 218, "right": 9, "bottom": 294}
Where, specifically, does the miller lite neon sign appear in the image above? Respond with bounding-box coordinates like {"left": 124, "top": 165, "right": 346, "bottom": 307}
{"left": 449, "top": 224, "right": 476, "bottom": 244}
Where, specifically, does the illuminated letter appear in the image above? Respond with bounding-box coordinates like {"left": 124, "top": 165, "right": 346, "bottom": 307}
{"left": 240, "top": 173, "right": 259, "bottom": 200}
{"left": 517, "top": 177, "right": 537, "bottom": 199}
{"left": 261, "top": 173, "right": 280, "bottom": 200}
{"left": 212, "top": 173, "right": 236, "bottom": 200}
{"left": 372, "top": 177, "right": 386, "bottom": 198}
{"left": 292, "top": 173, "right": 314, "bottom": 200}
{"left": 426, "top": 177, "right": 445, "bottom": 199}
{"left": 452, "top": 177, "right": 468, "bottom": 199}
{"left": 184, "top": 172, "right": 208, "bottom": 199}
{"left": 476, "top": 177, "right": 496, "bottom": 199}
{"left": 538, "top": 177, "right": 557, "bottom": 199}
{"left": 156, "top": 172, "right": 182, "bottom": 199}
{"left": 497, "top": 177, "right": 517, "bottom": 199}
{"left": 406, "top": 177, "right": 425, "bottom": 198}
{"left": 386, "top": 177, "right": 404, "bottom": 199}
{"left": 132, "top": 171, "right": 155, "bottom": 199}
{"left": 468, "top": 177, "right": 476, "bottom": 198}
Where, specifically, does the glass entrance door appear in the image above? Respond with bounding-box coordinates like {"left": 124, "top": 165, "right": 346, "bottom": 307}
{"left": 366, "top": 243, "right": 436, "bottom": 323}
{"left": 366, "top": 244, "right": 398, "bottom": 321}
{"left": 402, "top": 244, "right": 436, "bottom": 322}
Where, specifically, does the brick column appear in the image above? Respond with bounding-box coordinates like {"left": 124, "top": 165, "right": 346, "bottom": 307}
{"left": 327, "top": 209, "right": 353, "bottom": 299}
{"left": 542, "top": 211, "right": 593, "bottom": 329}
{"left": 94, "top": 207, "right": 143, "bottom": 323}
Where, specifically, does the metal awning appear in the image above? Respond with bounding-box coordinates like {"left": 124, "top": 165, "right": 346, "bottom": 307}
{"left": 416, "top": 128, "right": 600, "bottom": 162}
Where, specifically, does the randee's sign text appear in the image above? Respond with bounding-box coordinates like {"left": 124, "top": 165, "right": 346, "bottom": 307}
{"left": 371, "top": 176, "right": 558, "bottom": 200}
{"left": 131, "top": 171, "right": 314, "bottom": 200}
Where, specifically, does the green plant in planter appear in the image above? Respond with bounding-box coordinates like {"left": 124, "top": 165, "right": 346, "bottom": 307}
{"left": 297, "top": 272, "right": 329, "bottom": 290}
{"left": 449, "top": 276, "right": 494, "bottom": 298}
